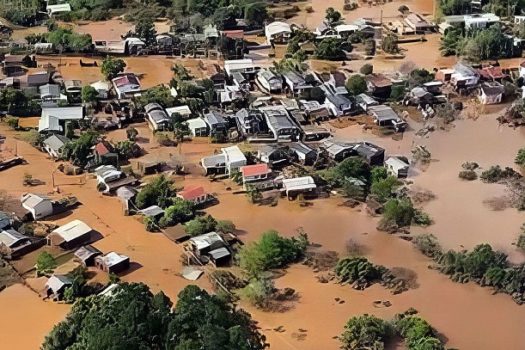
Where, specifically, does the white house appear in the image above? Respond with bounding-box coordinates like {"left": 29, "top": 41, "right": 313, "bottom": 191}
{"left": 222, "top": 146, "right": 247, "bottom": 174}
{"left": 90, "top": 80, "right": 112, "bottom": 99}
{"left": 385, "top": 156, "right": 409, "bottom": 178}
{"left": 112, "top": 73, "right": 141, "bottom": 99}
{"left": 42, "top": 134, "right": 69, "bottom": 159}
{"left": 165, "top": 105, "right": 192, "bottom": 119}
{"left": 145, "top": 103, "right": 170, "bottom": 131}
{"left": 282, "top": 176, "right": 317, "bottom": 197}
{"left": 47, "top": 220, "right": 93, "bottom": 249}
{"left": 265, "top": 21, "right": 292, "bottom": 44}
{"left": 39, "top": 106, "right": 84, "bottom": 133}
{"left": 21, "top": 193, "right": 53, "bottom": 220}
{"left": 47, "top": 3, "right": 71, "bottom": 16}
{"left": 324, "top": 93, "right": 352, "bottom": 117}
{"left": 186, "top": 118, "right": 209, "bottom": 137}
{"left": 224, "top": 59, "right": 259, "bottom": 77}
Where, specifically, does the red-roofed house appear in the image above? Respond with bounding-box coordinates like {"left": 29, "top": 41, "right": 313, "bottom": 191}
{"left": 478, "top": 66, "right": 507, "bottom": 81}
{"left": 177, "top": 186, "right": 212, "bottom": 206}
{"left": 240, "top": 163, "right": 273, "bottom": 190}
{"left": 93, "top": 141, "right": 117, "bottom": 166}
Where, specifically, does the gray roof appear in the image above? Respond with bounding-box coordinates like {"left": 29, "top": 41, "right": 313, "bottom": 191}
{"left": 39, "top": 84, "right": 61, "bottom": 98}
{"left": 209, "top": 247, "right": 231, "bottom": 260}
{"left": 368, "top": 105, "right": 399, "bottom": 122}
{"left": 259, "top": 69, "right": 282, "bottom": 82}
{"left": 204, "top": 111, "right": 227, "bottom": 126}
{"left": 0, "top": 212, "right": 10, "bottom": 230}
{"left": 201, "top": 154, "right": 226, "bottom": 168}
{"left": 289, "top": 142, "right": 316, "bottom": 156}
{"left": 325, "top": 93, "right": 352, "bottom": 107}
{"left": 0, "top": 229, "right": 28, "bottom": 248}
{"left": 139, "top": 205, "right": 164, "bottom": 217}
{"left": 74, "top": 245, "right": 102, "bottom": 262}
{"left": 282, "top": 71, "right": 308, "bottom": 87}
{"left": 43, "top": 134, "right": 70, "bottom": 152}
{"left": 46, "top": 275, "right": 72, "bottom": 293}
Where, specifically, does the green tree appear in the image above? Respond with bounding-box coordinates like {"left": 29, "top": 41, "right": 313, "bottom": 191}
{"left": 515, "top": 148, "right": 525, "bottom": 167}
{"left": 81, "top": 86, "right": 98, "bottom": 104}
{"left": 62, "top": 131, "right": 99, "bottom": 166}
{"left": 159, "top": 198, "right": 195, "bottom": 227}
{"left": 345, "top": 75, "right": 367, "bottom": 95}
{"left": 240, "top": 276, "right": 275, "bottom": 309}
{"left": 238, "top": 230, "right": 308, "bottom": 277}
{"left": 244, "top": 2, "right": 268, "bottom": 28}
{"left": 341, "top": 314, "right": 390, "bottom": 350}
{"left": 126, "top": 126, "right": 138, "bottom": 141}
{"left": 216, "top": 220, "right": 236, "bottom": 233}
{"left": 315, "top": 38, "right": 346, "bottom": 61}
{"left": 36, "top": 252, "right": 57, "bottom": 276}
{"left": 370, "top": 176, "right": 401, "bottom": 203}
{"left": 360, "top": 64, "right": 374, "bottom": 75}
{"left": 101, "top": 56, "right": 126, "bottom": 80}
{"left": 134, "top": 18, "right": 157, "bottom": 46}
{"left": 381, "top": 198, "right": 415, "bottom": 228}
{"left": 382, "top": 34, "right": 399, "bottom": 54}
{"left": 439, "top": 0, "right": 472, "bottom": 15}
{"left": 184, "top": 215, "right": 218, "bottom": 236}
{"left": 135, "top": 175, "right": 174, "bottom": 209}
{"left": 325, "top": 7, "right": 342, "bottom": 24}
{"left": 137, "top": 85, "right": 176, "bottom": 108}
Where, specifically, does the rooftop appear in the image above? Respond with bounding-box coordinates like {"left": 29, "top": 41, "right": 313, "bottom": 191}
{"left": 241, "top": 163, "right": 270, "bottom": 177}
{"left": 52, "top": 220, "right": 92, "bottom": 243}
{"left": 178, "top": 186, "right": 206, "bottom": 201}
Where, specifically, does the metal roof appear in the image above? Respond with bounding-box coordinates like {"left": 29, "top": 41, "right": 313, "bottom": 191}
{"left": 0, "top": 229, "right": 28, "bottom": 248}
{"left": 282, "top": 176, "right": 316, "bottom": 191}
{"left": 52, "top": 220, "right": 92, "bottom": 243}
{"left": 98, "top": 251, "right": 129, "bottom": 267}
{"left": 190, "top": 232, "right": 225, "bottom": 251}
{"left": 43, "top": 134, "right": 70, "bottom": 152}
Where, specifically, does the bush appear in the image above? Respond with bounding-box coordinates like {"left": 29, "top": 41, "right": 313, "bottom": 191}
{"left": 341, "top": 315, "right": 391, "bottom": 350}
{"left": 515, "top": 148, "right": 525, "bottom": 167}
{"left": 184, "top": 215, "right": 217, "bottom": 236}
{"left": 36, "top": 252, "right": 57, "bottom": 276}
{"left": 413, "top": 234, "right": 442, "bottom": 258}
{"left": 370, "top": 176, "right": 401, "bottom": 203}
{"left": 160, "top": 199, "right": 195, "bottom": 227}
{"left": 135, "top": 175, "right": 174, "bottom": 209}
{"left": 216, "top": 220, "right": 236, "bottom": 233}
{"left": 345, "top": 75, "right": 367, "bottom": 95}
{"left": 480, "top": 165, "right": 521, "bottom": 183}
{"left": 381, "top": 198, "right": 415, "bottom": 228}
{"left": 240, "top": 276, "right": 275, "bottom": 309}
{"left": 359, "top": 64, "right": 374, "bottom": 75}
{"left": 238, "top": 230, "right": 309, "bottom": 277}
{"left": 458, "top": 170, "right": 477, "bottom": 181}
{"left": 5, "top": 116, "right": 18, "bottom": 129}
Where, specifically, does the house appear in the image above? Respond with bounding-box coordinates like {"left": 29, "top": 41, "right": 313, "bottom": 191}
{"left": 365, "top": 74, "right": 392, "bottom": 98}
{"left": 39, "top": 106, "right": 84, "bottom": 133}
{"left": 139, "top": 205, "right": 164, "bottom": 220}
{"left": 282, "top": 71, "right": 312, "bottom": 96}
{"left": 240, "top": 163, "right": 272, "bottom": 190}
{"left": 257, "top": 69, "right": 283, "bottom": 93}
{"left": 451, "top": 63, "right": 480, "bottom": 88}
{"left": 368, "top": 105, "right": 408, "bottom": 132}
{"left": 407, "top": 87, "right": 433, "bottom": 105}
{"left": 235, "top": 109, "right": 267, "bottom": 136}
{"left": 93, "top": 141, "right": 117, "bottom": 166}
{"left": 95, "top": 165, "right": 122, "bottom": 186}
{"left": 0, "top": 212, "right": 12, "bottom": 230}
{"left": 479, "top": 81, "right": 504, "bottom": 105}
{"left": 353, "top": 142, "right": 385, "bottom": 166}
{"left": 203, "top": 111, "right": 228, "bottom": 135}
{"left": 224, "top": 59, "right": 259, "bottom": 78}
{"left": 435, "top": 68, "right": 456, "bottom": 82}
{"left": 112, "top": 73, "right": 141, "bottom": 99}
{"left": 47, "top": 3, "right": 71, "bottom": 16}
{"left": 116, "top": 186, "right": 137, "bottom": 215}
{"left": 281, "top": 176, "right": 317, "bottom": 197}
{"left": 385, "top": 156, "right": 409, "bottom": 178}
{"left": 73, "top": 245, "right": 102, "bottom": 267}
{"left": 478, "top": 66, "right": 507, "bottom": 81}
{"left": 260, "top": 106, "right": 301, "bottom": 142}
{"left": 95, "top": 38, "right": 145, "bottom": 55}
{"left": 39, "top": 84, "right": 66, "bottom": 105}
{"left": 165, "top": 105, "right": 192, "bottom": 119}
{"left": 222, "top": 146, "right": 247, "bottom": 174}
{"left": 404, "top": 13, "right": 435, "bottom": 33}
{"left": 43, "top": 134, "right": 69, "bottom": 159}
{"left": 422, "top": 81, "right": 444, "bottom": 94}
{"left": 356, "top": 93, "right": 379, "bottom": 112}
{"left": 289, "top": 142, "right": 317, "bottom": 165}
{"left": 64, "top": 80, "right": 82, "bottom": 97}
{"left": 26, "top": 71, "right": 50, "bottom": 87}
{"left": 90, "top": 80, "right": 112, "bottom": 99}
{"left": 186, "top": 118, "right": 209, "bottom": 137}
{"left": 189, "top": 232, "right": 231, "bottom": 266}
{"left": 257, "top": 145, "right": 292, "bottom": 167}
{"left": 2, "top": 54, "right": 34, "bottom": 68}
{"left": 145, "top": 103, "right": 170, "bottom": 131}
{"left": 322, "top": 139, "right": 355, "bottom": 161}
{"left": 335, "top": 24, "right": 359, "bottom": 37}
{"left": 324, "top": 93, "right": 352, "bottom": 117}
{"left": 95, "top": 252, "right": 130, "bottom": 273}
{"left": 440, "top": 13, "right": 500, "bottom": 34}
{"left": 205, "top": 63, "right": 227, "bottom": 89}
{"left": 265, "top": 21, "right": 292, "bottom": 44}
{"left": 0, "top": 229, "right": 31, "bottom": 257}
{"left": 301, "top": 125, "right": 331, "bottom": 142}
{"left": 44, "top": 275, "right": 72, "bottom": 299}
{"left": 177, "top": 186, "right": 212, "bottom": 206}
{"left": 47, "top": 220, "right": 93, "bottom": 249}
{"left": 21, "top": 193, "right": 53, "bottom": 220}
{"left": 232, "top": 72, "right": 250, "bottom": 91}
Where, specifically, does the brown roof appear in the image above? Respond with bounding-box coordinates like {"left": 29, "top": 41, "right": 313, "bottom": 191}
{"left": 366, "top": 74, "right": 392, "bottom": 88}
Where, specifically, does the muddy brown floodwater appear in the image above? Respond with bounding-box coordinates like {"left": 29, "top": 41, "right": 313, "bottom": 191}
{"left": 2, "top": 102, "right": 525, "bottom": 349}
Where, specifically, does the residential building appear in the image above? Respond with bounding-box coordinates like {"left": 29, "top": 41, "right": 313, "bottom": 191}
{"left": 334, "top": 24, "right": 359, "bottom": 37}
{"left": 43, "top": 134, "right": 69, "bottom": 159}
{"left": 265, "top": 21, "right": 292, "bottom": 44}
{"left": 186, "top": 118, "right": 209, "bottom": 137}
{"left": 404, "top": 13, "right": 435, "bottom": 32}
{"left": 112, "top": 73, "right": 141, "bottom": 99}
{"left": 95, "top": 252, "right": 130, "bottom": 273}
{"left": 0, "top": 229, "right": 32, "bottom": 257}
{"left": 322, "top": 139, "right": 355, "bottom": 162}
{"left": 451, "top": 63, "right": 480, "bottom": 88}
{"left": 145, "top": 103, "right": 171, "bottom": 131}
{"left": 222, "top": 145, "right": 247, "bottom": 174}
{"left": 257, "top": 69, "right": 283, "bottom": 93}
{"left": 39, "top": 106, "right": 84, "bottom": 133}
{"left": 224, "top": 59, "right": 259, "bottom": 77}
{"left": 365, "top": 74, "right": 392, "bottom": 97}
{"left": 90, "top": 80, "right": 111, "bottom": 99}
{"left": 47, "top": 220, "right": 93, "bottom": 249}
{"left": 324, "top": 93, "right": 352, "bottom": 117}
{"left": 74, "top": 245, "right": 102, "bottom": 267}
{"left": 189, "top": 232, "right": 231, "bottom": 266}
{"left": 386, "top": 156, "right": 410, "bottom": 178}
{"left": 289, "top": 142, "right": 317, "bottom": 165}
{"left": 39, "top": 84, "right": 65, "bottom": 105}
{"left": 353, "top": 142, "right": 385, "bottom": 166}
{"left": 235, "top": 109, "right": 267, "bottom": 136}
{"left": 281, "top": 176, "right": 317, "bottom": 197}
{"left": 282, "top": 71, "right": 312, "bottom": 96}
{"left": 44, "top": 275, "right": 72, "bottom": 299}
{"left": 165, "top": 105, "right": 192, "bottom": 119}
{"left": 177, "top": 186, "right": 212, "bottom": 206}
{"left": 479, "top": 81, "right": 504, "bottom": 105}
{"left": 355, "top": 93, "right": 379, "bottom": 112}
{"left": 47, "top": 3, "right": 71, "bottom": 16}
{"left": 260, "top": 106, "right": 301, "bottom": 142}
{"left": 240, "top": 163, "right": 272, "bottom": 190}
{"left": 93, "top": 141, "right": 117, "bottom": 166}
{"left": 232, "top": 72, "right": 250, "bottom": 91}
{"left": 21, "top": 193, "right": 53, "bottom": 220}
{"left": 368, "top": 105, "right": 408, "bottom": 132}
{"left": 203, "top": 111, "right": 228, "bottom": 135}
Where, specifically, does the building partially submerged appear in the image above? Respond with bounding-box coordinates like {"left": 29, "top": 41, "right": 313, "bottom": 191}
{"left": 176, "top": 186, "right": 213, "bottom": 206}
{"left": 74, "top": 245, "right": 102, "bottom": 267}
{"left": 42, "top": 134, "right": 70, "bottom": 159}
{"left": 479, "top": 81, "right": 504, "bottom": 105}
{"left": 259, "top": 106, "right": 301, "bottom": 142}
{"left": 240, "top": 163, "right": 273, "bottom": 190}
{"left": 367, "top": 105, "right": 407, "bottom": 132}
{"left": 281, "top": 176, "right": 317, "bottom": 198}
{"left": 385, "top": 156, "right": 410, "bottom": 178}
{"left": 95, "top": 252, "right": 130, "bottom": 273}
{"left": 201, "top": 146, "right": 247, "bottom": 175}
{"left": 39, "top": 106, "right": 84, "bottom": 133}
{"left": 44, "top": 275, "right": 72, "bottom": 299}
{"left": 47, "top": 220, "right": 93, "bottom": 250}
{"left": 20, "top": 193, "right": 53, "bottom": 220}
{"left": 145, "top": 103, "right": 171, "bottom": 131}
{"left": 112, "top": 73, "right": 142, "bottom": 99}
{"left": 257, "top": 69, "right": 283, "bottom": 93}
{"left": 265, "top": 21, "right": 292, "bottom": 44}
{"left": 189, "top": 232, "right": 231, "bottom": 266}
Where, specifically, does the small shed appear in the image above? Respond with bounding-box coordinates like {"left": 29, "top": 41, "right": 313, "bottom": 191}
{"left": 139, "top": 205, "right": 164, "bottom": 219}
{"left": 74, "top": 245, "right": 102, "bottom": 267}
{"left": 385, "top": 156, "right": 410, "bottom": 178}
{"left": 282, "top": 176, "right": 317, "bottom": 197}
{"left": 95, "top": 252, "right": 130, "bottom": 273}
{"left": 479, "top": 81, "right": 504, "bottom": 105}
{"left": 44, "top": 275, "right": 72, "bottom": 299}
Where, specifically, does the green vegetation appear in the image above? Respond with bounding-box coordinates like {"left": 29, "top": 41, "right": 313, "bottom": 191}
{"left": 370, "top": 176, "right": 401, "bottom": 203}
{"left": 480, "top": 165, "right": 521, "bottom": 183}
{"left": 359, "top": 64, "right": 374, "bottom": 75}
{"left": 81, "top": 86, "right": 98, "bottom": 104}
{"left": 381, "top": 34, "right": 399, "bottom": 54}
{"left": 238, "top": 230, "right": 308, "bottom": 277}
{"left": 515, "top": 148, "right": 525, "bottom": 167}
{"left": 341, "top": 311, "right": 444, "bottom": 350}
{"left": 135, "top": 175, "right": 174, "bottom": 209}
{"left": 341, "top": 314, "right": 391, "bottom": 350}
{"left": 62, "top": 131, "right": 99, "bottom": 167}
{"left": 184, "top": 215, "right": 236, "bottom": 236}
{"left": 36, "top": 252, "right": 57, "bottom": 276}
{"left": 319, "top": 157, "right": 371, "bottom": 188}
{"left": 335, "top": 257, "right": 384, "bottom": 288}
{"left": 413, "top": 233, "right": 442, "bottom": 259}
{"left": 45, "top": 27, "right": 92, "bottom": 52}
{"left": 101, "top": 57, "right": 126, "bottom": 81}
{"left": 315, "top": 38, "right": 347, "bottom": 61}
{"left": 345, "top": 75, "right": 367, "bottom": 95}
{"left": 42, "top": 283, "right": 267, "bottom": 349}
{"left": 137, "top": 85, "right": 176, "bottom": 108}
{"left": 158, "top": 198, "right": 195, "bottom": 227}
{"left": 379, "top": 198, "right": 432, "bottom": 231}
{"left": 325, "top": 7, "right": 342, "bottom": 25}
{"left": 0, "top": 88, "right": 40, "bottom": 116}
{"left": 240, "top": 276, "right": 275, "bottom": 309}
